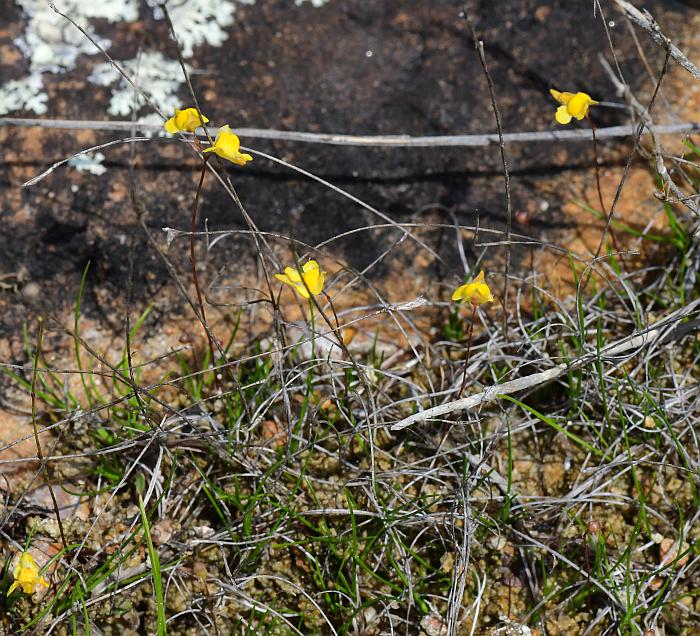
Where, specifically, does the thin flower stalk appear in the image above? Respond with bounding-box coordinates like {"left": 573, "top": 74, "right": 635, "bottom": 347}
{"left": 549, "top": 89, "right": 623, "bottom": 263}
{"left": 452, "top": 271, "right": 494, "bottom": 398}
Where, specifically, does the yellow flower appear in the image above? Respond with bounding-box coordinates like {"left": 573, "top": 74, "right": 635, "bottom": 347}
{"left": 7, "top": 551, "right": 49, "bottom": 596}
{"left": 202, "top": 125, "right": 253, "bottom": 166}
{"left": 550, "top": 89, "right": 598, "bottom": 125}
{"left": 163, "top": 107, "right": 209, "bottom": 133}
{"left": 275, "top": 260, "right": 326, "bottom": 299}
{"left": 452, "top": 271, "right": 494, "bottom": 306}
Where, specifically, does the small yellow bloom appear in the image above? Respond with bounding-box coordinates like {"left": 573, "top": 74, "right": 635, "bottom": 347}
{"left": 550, "top": 88, "right": 598, "bottom": 124}
{"left": 202, "top": 125, "right": 253, "bottom": 166}
{"left": 7, "top": 551, "right": 49, "bottom": 596}
{"left": 452, "top": 271, "right": 494, "bottom": 306}
{"left": 163, "top": 107, "right": 209, "bottom": 133}
{"left": 275, "top": 260, "right": 326, "bottom": 299}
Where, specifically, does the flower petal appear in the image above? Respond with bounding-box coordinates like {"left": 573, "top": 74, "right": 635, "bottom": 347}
{"left": 284, "top": 266, "right": 302, "bottom": 283}
{"left": 164, "top": 117, "right": 179, "bottom": 133}
{"left": 452, "top": 283, "right": 469, "bottom": 302}
{"left": 304, "top": 269, "right": 324, "bottom": 295}
{"left": 550, "top": 89, "right": 575, "bottom": 105}
{"left": 294, "top": 283, "right": 311, "bottom": 299}
{"left": 549, "top": 88, "right": 564, "bottom": 104}
{"left": 568, "top": 92, "right": 593, "bottom": 119}
{"left": 229, "top": 152, "right": 252, "bottom": 166}
{"left": 555, "top": 105, "right": 573, "bottom": 125}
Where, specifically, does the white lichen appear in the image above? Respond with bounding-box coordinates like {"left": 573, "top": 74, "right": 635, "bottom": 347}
{"left": 88, "top": 53, "right": 191, "bottom": 117}
{"left": 146, "top": 0, "right": 236, "bottom": 58}
{"left": 0, "top": 73, "right": 48, "bottom": 115}
{"left": 1, "top": 0, "right": 331, "bottom": 119}
{"left": 68, "top": 151, "right": 107, "bottom": 175}
{"left": 14, "top": 0, "right": 137, "bottom": 73}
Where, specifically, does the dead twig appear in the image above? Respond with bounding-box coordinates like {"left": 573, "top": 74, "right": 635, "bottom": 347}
{"left": 391, "top": 299, "right": 700, "bottom": 430}
{"left": 3, "top": 117, "right": 700, "bottom": 148}
{"left": 612, "top": 0, "right": 700, "bottom": 81}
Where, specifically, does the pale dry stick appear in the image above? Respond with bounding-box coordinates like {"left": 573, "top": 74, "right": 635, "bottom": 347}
{"left": 598, "top": 55, "right": 700, "bottom": 226}
{"left": 392, "top": 364, "right": 565, "bottom": 431}
{"left": 624, "top": 17, "right": 678, "bottom": 120}
{"left": 466, "top": 571, "right": 487, "bottom": 636}
{"left": 391, "top": 299, "right": 699, "bottom": 430}
{"left": 4, "top": 117, "right": 700, "bottom": 146}
{"left": 21, "top": 136, "right": 151, "bottom": 187}
{"left": 649, "top": 125, "right": 700, "bottom": 226}
{"left": 612, "top": 0, "right": 700, "bottom": 81}
{"left": 445, "top": 484, "right": 473, "bottom": 636}
{"left": 462, "top": 6, "right": 513, "bottom": 338}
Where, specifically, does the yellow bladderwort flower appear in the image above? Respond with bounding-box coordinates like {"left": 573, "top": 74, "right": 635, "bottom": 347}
{"left": 275, "top": 260, "right": 326, "bottom": 299}
{"left": 550, "top": 89, "right": 598, "bottom": 125}
{"left": 7, "top": 551, "right": 49, "bottom": 596}
{"left": 452, "top": 271, "right": 494, "bottom": 306}
{"left": 202, "top": 125, "right": 253, "bottom": 166}
{"left": 163, "top": 107, "right": 209, "bottom": 133}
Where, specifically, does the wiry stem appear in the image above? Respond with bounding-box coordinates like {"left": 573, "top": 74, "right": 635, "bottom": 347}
{"left": 457, "top": 304, "right": 478, "bottom": 399}
{"left": 589, "top": 117, "right": 624, "bottom": 266}
{"left": 190, "top": 156, "right": 220, "bottom": 387}
{"left": 31, "top": 317, "right": 68, "bottom": 551}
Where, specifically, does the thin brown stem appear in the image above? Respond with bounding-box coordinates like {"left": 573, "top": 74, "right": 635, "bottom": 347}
{"left": 322, "top": 290, "right": 350, "bottom": 394}
{"left": 190, "top": 156, "right": 220, "bottom": 385}
{"left": 589, "top": 118, "right": 624, "bottom": 267}
{"left": 462, "top": 6, "right": 512, "bottom": 340}
{"left": 31, "top": 317, "right": 68, "bottom": 551}
{"left": 457, "top": 304, "right": 478, "bottom": 399}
